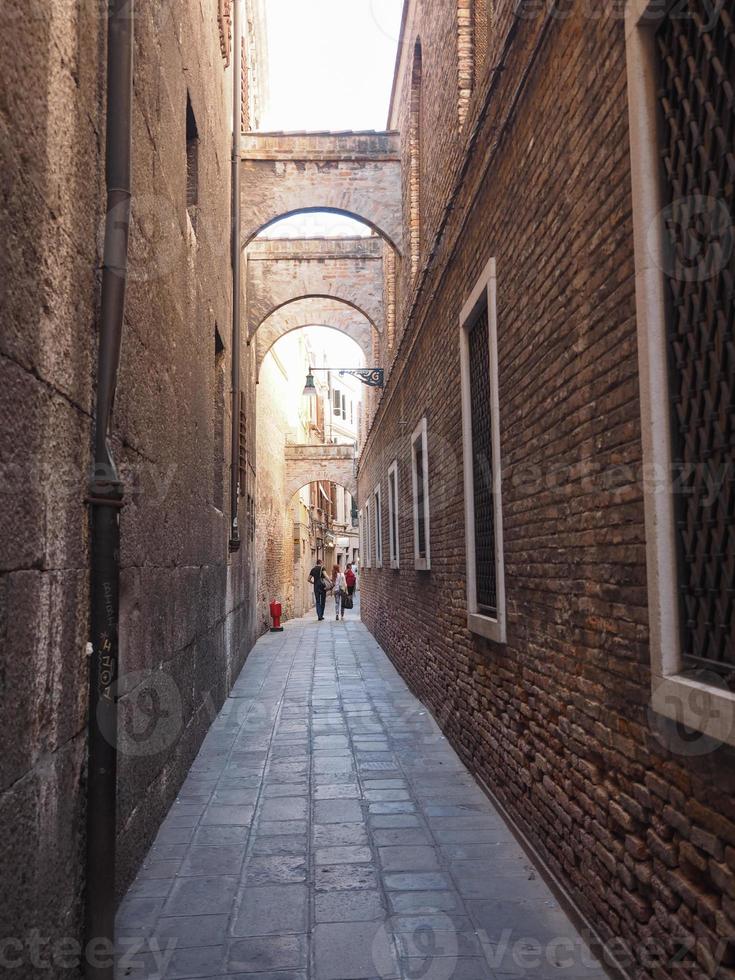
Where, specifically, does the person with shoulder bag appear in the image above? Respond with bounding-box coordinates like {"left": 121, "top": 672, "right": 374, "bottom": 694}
{"left": 331, "top": 564, "right": 347, "bottom": 620}
{"left": 308, "top": 558, "right": 328, "bottom": 621}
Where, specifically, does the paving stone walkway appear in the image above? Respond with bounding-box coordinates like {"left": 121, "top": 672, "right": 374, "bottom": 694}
{"left": 117, "top": 599, "right": 609, "bottom": 980}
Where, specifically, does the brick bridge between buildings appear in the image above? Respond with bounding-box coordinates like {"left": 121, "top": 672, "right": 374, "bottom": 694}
{"left": 239, "top": 131, "right": 403, "bottom": 252}
{"left": 284, "top": 442, "right": 357, "bottom": 501}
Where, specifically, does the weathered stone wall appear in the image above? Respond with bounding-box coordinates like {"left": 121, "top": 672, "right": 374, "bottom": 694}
{"left": 112, "top": 0, "right": 260, "bottom": 901}
{"left": 255, "top": 347, "right": 298, "bottom": 631}
{"left": 0, "top": 0, "right": 105, "bottom": 970}
{"left": 1, "top": 0, "right": 260, "bottom": 969}
{"left": 359, "top": 3, "right": 735, "bottom": 978}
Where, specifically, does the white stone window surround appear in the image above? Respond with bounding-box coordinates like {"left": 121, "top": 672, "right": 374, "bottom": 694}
{"left": 625, "top": 0, "right": 735, "bottom": 746}
{"left": 459, "top": 256, "right": 506, "bottom": 644}
{"left": 388, "top": 459, "right": 400, "bottom": 569}
{"left": 411, "top": 417, "right": 431, "bottom": 571}
{"left": 374, "top": 483, "right": 383, "bottom": 568}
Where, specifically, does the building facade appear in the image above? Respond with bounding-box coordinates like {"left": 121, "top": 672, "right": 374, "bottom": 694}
{"left": 357, "top": 1, "right": 735, "bottom": 977}
{"left": 1, "top": 0, "right": 269, "bottom": 971}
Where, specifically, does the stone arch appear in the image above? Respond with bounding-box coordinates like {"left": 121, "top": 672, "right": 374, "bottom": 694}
{"left": 240, "top": 132, "right": 403, "bottom": 254}
{"left": 256, "top": 298, "right": 372, "bottom": 381}
{"left": 285, "top": 444, "right": 357, "bottom": 501}
{"left": 246, "top": 238, "right": 385, "bottom": 335}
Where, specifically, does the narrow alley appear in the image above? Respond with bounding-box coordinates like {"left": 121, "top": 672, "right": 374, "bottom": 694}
{"left": 3, "top": 0, "right": 734, "bottom": 978}
{"left": 117, "top": 601, "right": 605, "bottom": 980}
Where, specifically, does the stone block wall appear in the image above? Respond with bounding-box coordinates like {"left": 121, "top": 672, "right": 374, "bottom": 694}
{"left": 113, "top": 0, "right": 258, "bottom": 899}
{"left": 0, "top": 0, "right": 106, "bottom": 971}
{"left": 358, "top": 3, "right": 735, "bottom": 977}
{"left": 1, "top": 0, "right": 259, "bottom": 970}
{"left": 255, "top": 348, "right": 298, "bottom": 631}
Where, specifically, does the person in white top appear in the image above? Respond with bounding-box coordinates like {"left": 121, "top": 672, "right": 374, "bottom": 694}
{"left": 331, "top": 564, "right": 347, "bottom": 620}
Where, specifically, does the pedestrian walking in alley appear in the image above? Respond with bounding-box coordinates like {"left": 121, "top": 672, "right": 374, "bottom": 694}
{"left": 308, "top": 558, "right": 330, "bottom": 621}
{"left": 332, "top": 563, "right": 347, "bottom": 620}
{"left": 345, "top": 561, "right": 357, "bottom": 597}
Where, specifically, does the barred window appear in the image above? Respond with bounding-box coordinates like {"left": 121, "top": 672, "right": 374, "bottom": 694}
{"left": 364, "top": 499, "right": 372, "bottom": 568}
{"left": 374, "top": 485, "right": 383, "bottom": 568}
{"left": 626, "top": 0, "right": 735, "bottom": 744}
{"left": 388, "top": 460, "right": 400, "bottom": 568}
{"left": 468, "top": 303, "right": 497, "bottom": 616}
{"left": 411, "top": 418, "right": 430, "bottom": 569}
{"left": 655, "top": 1, "right": 735, "bottom": 672}
{"left": 459, "top": 258, "right": 505, "bottom": 642}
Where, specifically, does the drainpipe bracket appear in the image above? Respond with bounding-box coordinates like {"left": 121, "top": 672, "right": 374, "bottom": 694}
{"left": 86, "top": 476, "right": 125, "bottom": 508}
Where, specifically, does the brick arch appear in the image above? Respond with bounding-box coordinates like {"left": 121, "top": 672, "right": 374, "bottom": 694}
{"left": 256, "top": 298, "right": 372, "bottom": 381}
{"left": 240, "top": 132, "right": 403, "bottom": 255}
{"left": 285, "top": 444, "right": 357, "bottom": 501}
{"left": 246, "top": 238, "right": 385, "bottom": 336}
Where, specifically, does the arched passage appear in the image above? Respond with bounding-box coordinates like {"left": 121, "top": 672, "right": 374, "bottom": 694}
{"left": 240, "top": 131, "right": 403, "bottom": 254}
{"left": 246, "top": 236, "right": 386, "bottom": 335}
{"left": 255, "top": 298, "right": 373, "bottom": 379}
{"left": 255, "top": 296, "right": 374, "bottom": 376}
{"left": 285, "top": 443, "right": 357, "bottom": 501}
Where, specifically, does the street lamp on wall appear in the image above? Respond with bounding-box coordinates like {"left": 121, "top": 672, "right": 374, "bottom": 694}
{"left": 302, "top": 366, "right": 384, "bottom": 395}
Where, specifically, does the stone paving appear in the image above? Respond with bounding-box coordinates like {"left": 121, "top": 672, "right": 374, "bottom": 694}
{"left": 116, "top": 599, "right": 609, "bottom": 980}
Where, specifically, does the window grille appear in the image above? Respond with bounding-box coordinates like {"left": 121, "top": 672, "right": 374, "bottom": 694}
{"left": 412, "top": 429, "right": 428, "bottom": 562}
{"left": 388, "top": 463, "right": 399, "bottom": 566}
{"left": 374, "top": 486, "right": 383, "bottom": 566}
{"left": 656, "top": 1, "right": 735, "bottom": 671}
{"left": 468, "top": 303, "right": 497, "bottom": 616}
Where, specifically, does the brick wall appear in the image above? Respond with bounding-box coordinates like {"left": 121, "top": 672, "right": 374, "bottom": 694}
{"left": 358, "top": 3, "right": 735, "bottom": 977}
{"left": 246, "top": 237, "right": 387, "bottom": 335}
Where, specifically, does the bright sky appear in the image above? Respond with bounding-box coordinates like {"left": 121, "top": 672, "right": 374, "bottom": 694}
{"left": 304, "top": 327, "right": 364, "bottom": 370}
{"left": 261, "top": 0, "right": 405, "bottom": 132}
{"left": 258, "top": 213, "right": 373, "bottom": 239}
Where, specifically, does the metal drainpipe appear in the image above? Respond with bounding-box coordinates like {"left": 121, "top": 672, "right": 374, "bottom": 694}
{"left": 85, "top": 0, "right": 133, "bottom": 977}
{"left": 229, "top": 0, "right": 243, "bottom": 552}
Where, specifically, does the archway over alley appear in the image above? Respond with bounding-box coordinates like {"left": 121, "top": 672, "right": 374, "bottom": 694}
{"left": 284, "top": 443, "right": 357, "bottom": 501}
{"left": 239, "top": 131, "right": 403, "bottom": 253}
{"left": 255, "top": 298, "right": 373, "bottom": 381}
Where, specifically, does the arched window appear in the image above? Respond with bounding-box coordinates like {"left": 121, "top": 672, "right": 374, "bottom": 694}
{"left": 409, "top": 40, "right": 422, "bottom": 280}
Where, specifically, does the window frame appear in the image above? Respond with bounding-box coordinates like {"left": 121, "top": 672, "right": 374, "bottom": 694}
{"left": 388, "top": 459, "right": 400, "bottom": 569}
{"left": 363, "top": 499, "right": 372, "bottom": 569}
{"left": 625, "top": 0, "right": 735, "bottom": 746}
{"left": 459, "top": 256, "right": 506, "bottom": 644}
{"left": 374, "top": 484, "right": 383, "bottom": 569}
{"left": 411, "top": 417, "right": 431, "bottom": 571}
